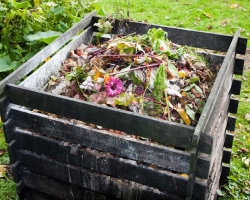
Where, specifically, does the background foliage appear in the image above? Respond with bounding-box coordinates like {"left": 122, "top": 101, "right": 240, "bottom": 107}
{"left": 0, "top": 0, "right": 102, "bottom": 79}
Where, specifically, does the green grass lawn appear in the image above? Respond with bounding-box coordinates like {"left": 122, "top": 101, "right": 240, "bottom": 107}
{"left": 99, "top": 0, "right": 250, "bottom": 47}
{"left": 0, "top": 0, "right": 249, "bottom": 199}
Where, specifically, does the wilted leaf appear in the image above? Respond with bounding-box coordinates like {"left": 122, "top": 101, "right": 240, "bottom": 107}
{"left": 117, "top": 42, "right": 135, "bottom": 54}
{"left": 194, "top": 84, "right": 203, "bottom": 94}
{"left": 196, "top": 99, "right": 205, "bottom": 114}
{"left": 185, "top": 104, "right": 196, "bottom": 120}
{"left": 115, "top": 65, "right": 131, "bottom": 78}
{"left": 230, "top": 4, "right": 238, "bottom": 8}
{"left": 115, "top": 93, "right": 134, "bottom": 107}
{"left": 168, "top": 62, "right": 179, "bottom": 77}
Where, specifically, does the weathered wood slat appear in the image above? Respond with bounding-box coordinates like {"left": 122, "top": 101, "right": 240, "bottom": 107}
{"left": 20, "top": 26, "right": 94, "bottom": 90}
{"left": 7, "top": 106, "right": 209, "bottom": 178}
{"left": 18, "top": 150, "right": 189, "bottom": 199}
{"left": 0, "top": 11, "right": 96, "bottom": 95}
{"left": 91, "top": 17, "right": 247, "bottom": 54}
{"left": 22, "top": 170, "right": 116, "bottom": 200}
{"left": 15, "top": 129, "right": 188, "bottom": 192}
{"left": 192, "top": 30, "right": 238, "bottom": 147}
{"left": 5, "top": 84, "right": 194, "bottom": 149}
{"left": 187, "top": 30, "right": 239, "bottom": 199}
{"left": 17, "top": 186, "right": 63, "bottom": 200}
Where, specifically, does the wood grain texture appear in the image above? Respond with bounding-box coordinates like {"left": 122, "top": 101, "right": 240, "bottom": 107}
{"left": 22, "top": 170, "right": 116, "bottom": 200}
{"left": 5, "top": 106, "right": 208, "bottom": 179}
{"left": 20, "top": 26, "right": 94, "bottom": 90}
{"left": 18, "top": 150, "right": 188, "bottom": 199}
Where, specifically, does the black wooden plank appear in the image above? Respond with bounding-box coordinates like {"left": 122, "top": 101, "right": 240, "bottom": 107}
{"left": 10, "top": 108, "right": 191, "bottom": 172}
{"left": 197, "top": 52, "right": 244, "bottom": 76}
{"left": 220, "top": 164, "right": 230, "bottom": 185}
{"left": 228, "top": 98, "right": 239, "bottom": 114}
{"left": 8, "top": 140, "right": 19, "bottom": 164}
{"left": 3, "top": 118, "right": 15, "bottom": 143}
{"left": 222, "top": 149, "right": 232, "bottom": 164}
{"left": 22, "top": 170, "right": 115, "bottom": 200}
{"left": 0, "top": 11, "right": 96, "bottom": 95}
{"left": 234, "top": 58, "right": 244, "bottom": 75}
{"left": 16, "top": 181, "right": 25, "bottom": 195}
{"left": 13, "top": 129, "right": 209, "bottom": 184}
{"left": 5, "top": 84, "right": 194, "bottom": 149}
{"left": 12, "top": 161, "right": 22, "bottom": 183}
{"left": 230, "top": 79, "right": 242, "bottom": 95}
{"left": 18, "top": 187, "right": 62, "bottom": 200}
{"left": 91, "top": 17, "right": 247, "bottom": 54}
{"left": 224, "top": 132, "right": 234, "bottom": 149}
{"left": 18, "top": 150, "right": 188, "bottom": 199}
{"left": 226, "top": 116, "right": 236, "bottom": 131}
{"left": 0, "top": 96, "right": 10, "bottom": 121}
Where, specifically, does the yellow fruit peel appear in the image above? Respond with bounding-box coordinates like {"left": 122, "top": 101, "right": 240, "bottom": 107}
{"left": 176, "top": 108, "right": 191, "bottom": 125}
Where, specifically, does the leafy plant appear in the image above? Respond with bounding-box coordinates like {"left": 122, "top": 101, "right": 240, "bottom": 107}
{"left": 0, "top": 0, "right": 103, "bottom": 79}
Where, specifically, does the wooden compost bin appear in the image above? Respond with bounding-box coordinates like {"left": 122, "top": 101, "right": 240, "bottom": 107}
{"left": 0, "top": 11, "right": 247, "bottom": 200}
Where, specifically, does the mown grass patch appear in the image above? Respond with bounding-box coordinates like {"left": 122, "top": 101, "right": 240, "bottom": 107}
{"left": 99, "top": 0, "right": 250, "bottom": 46}
{"left": 0, "top": 122, "right": 16, "bottom": 199}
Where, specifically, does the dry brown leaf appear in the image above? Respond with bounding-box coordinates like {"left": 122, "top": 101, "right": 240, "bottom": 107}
{"left": 245, "top": 114, "right": 250, "bottom": 121}
{"left": 230, "top": 4, "right": 238, "bottom": 9}
{"left": 0, "top": 165, "right": 6, "bottom": 178}
{"left": 207, "top": 25, "right": 213, "bottom": 30}
{"left": 0, "top": 149, "right": 6, "bottom": 156}
{"left": 238, "top": 148, "right": 249, "bottom": 154}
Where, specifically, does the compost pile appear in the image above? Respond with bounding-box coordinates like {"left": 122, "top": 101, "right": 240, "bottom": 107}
{"left": 46, "top": 28, "right": 218, "bottom": 127}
